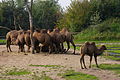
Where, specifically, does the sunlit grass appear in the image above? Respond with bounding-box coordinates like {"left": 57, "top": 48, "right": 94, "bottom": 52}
{"left": 29, "top": 64, "right": 63, "bottom": 68}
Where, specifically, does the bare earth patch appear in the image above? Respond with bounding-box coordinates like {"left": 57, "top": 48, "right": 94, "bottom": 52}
{"left": 0, "top": 45, "right": 120, "bottom": 80}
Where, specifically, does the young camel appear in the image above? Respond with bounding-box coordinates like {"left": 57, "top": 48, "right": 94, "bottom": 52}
{"left": 80, "top": 42, "right": 107, "bottom": 69}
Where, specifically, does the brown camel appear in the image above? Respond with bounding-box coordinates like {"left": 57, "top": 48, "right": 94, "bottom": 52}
{"left": 60, "top": 27, "right": 76, "bottom": 54}
{"left": 6, "top": 30, "right": 24, "bottom": 52}
{"left": 48, "top": 28, "right": 66, "bottom": 53}
{"left": 32, "top": 29, "right": 54, "bottom": 54}
{"left": 24, "top": 30, "right": 31, "bottom": 52}
{"left": 80, "top": 42, "right": 107, "bottom": 69}
{"left": 16, "top": 31, "right": 25, "bottom": 52}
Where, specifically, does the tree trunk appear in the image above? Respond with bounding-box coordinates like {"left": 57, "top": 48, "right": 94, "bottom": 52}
{"left": 26, "top": 0, "right": 34, "bottom": 54}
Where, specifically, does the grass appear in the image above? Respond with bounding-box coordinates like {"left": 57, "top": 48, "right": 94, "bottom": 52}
{"left": 104, "top": 56, "right": 120, "bottom": 61}
{"left": 4, "top": 68, "right": 31, "bottom": 76}
{"left": 94, "top": 64, "right": 120, "bottom": 76}
{"left": 108, "top": 50, "right": 120, "bottom": 54}
{"left": 29, "top": 64, "right": 63, "bottom": 68}
{"left": 32, "top": 71, "right": 53, "bottom": 80}
{"left": 0, "top": 39, "right": 6, "bottom": 43}
{"left": 58, "top": 70, "right": 99, "bottom": 80}
{"left": 32, "top": 74, "right": 53, "bottom": 80}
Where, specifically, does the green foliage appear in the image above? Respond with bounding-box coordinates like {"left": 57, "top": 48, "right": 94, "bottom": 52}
{"left": 0, "top": 0, "right": 62, "bottom": 36}
{"left": 58, "top": 0, "right": 120, "bottom": 32}
{"left": 57, "top": 0, "right": 92, "bottom": 31}
{"left": 58, "top": 70, "right": 99, "bottom": 80}
{"left": 74, "top": 18, "right": 120, "bottom": 41}
{"left": 32, "top": 0, "right": 62, "bottom": 29}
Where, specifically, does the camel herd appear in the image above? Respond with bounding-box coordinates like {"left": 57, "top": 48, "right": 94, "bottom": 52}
{"left": 5, "top": 28, "right": 107, "bottom": 69}
{"left": 6, "top": 27, "right": 76, "bottom": 54}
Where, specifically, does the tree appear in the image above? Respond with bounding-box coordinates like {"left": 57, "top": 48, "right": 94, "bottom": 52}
{"left": 32, "top": 0, "right": 62, "bottom": 29}
{"left": 25, "top": 0, "right": 34, "bottom": 54}
{"left": 57, "top": 0, "right": 92, "bottom": 32}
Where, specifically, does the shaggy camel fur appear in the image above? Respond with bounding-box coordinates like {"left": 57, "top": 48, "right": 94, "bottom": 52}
{"left": 16, "top": 31, "right": 25, "bottom": 52}
{"left": 60, "top": 28, "right": 76, "bottom": 54}
{"left": 32, "top": 29, "right": 54, "bottom": 54}
{"left": 48, "top": 28, "right": 66, "bottom": 53}
{"left": 6, "top": 30, "right": 23, "bottom": 52}
{"left": 80, "top": 42, "right": 107, "bottom": 69}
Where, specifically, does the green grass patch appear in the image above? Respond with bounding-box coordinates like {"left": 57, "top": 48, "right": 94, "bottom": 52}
{"left": 104, "top": 50, "right": 120, "bottom": 61}
{"left": 0, "top": 39, "right": 6, "bottom": 43}
{"left": 4, "top": 68, "right": 31, "bottom": 76}
{"left": 95, "top": 64, "right": 120, "bottom": 76}
{"left": 32, "top": 71, "right": 53, "bottom": 80}
{"left": 29, "top": 64, "right": 62, "bottom": 68}
{"left": 32, "top": 74, "right": 53, "bottom": 80}
{"left": 108, "top": 50, "right": 120, "bottom": 54}
{"left": 104, "top": 56, "right": 120, "bottom": 61}
{"left": 58, "top": 70, "right": 99, "bottom": 80}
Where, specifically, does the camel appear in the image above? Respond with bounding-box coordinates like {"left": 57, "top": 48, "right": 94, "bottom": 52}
{"left": 16, "top": 31, "right": 25, "bottom": 52}
{"left": 32, "top": 29, "right": 54, "bottom": 54}
{"left": 80, "top": 42, "right": 107, "bottom": 69}
{"left": 24, "top": 30, "right": 31, "bottom": 52}
{"left": 48, "top": 28, "right": 66, "bottom": 53}
{"left": 60, "top": 27, "right": 76, "bottom": 54}
{"left": 6, "top": 30, "right": 23, "bottom": 52}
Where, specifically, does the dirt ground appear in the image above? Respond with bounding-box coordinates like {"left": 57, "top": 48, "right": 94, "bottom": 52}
{"left": 0, "top": 45, "right": 120, "bottom": 80}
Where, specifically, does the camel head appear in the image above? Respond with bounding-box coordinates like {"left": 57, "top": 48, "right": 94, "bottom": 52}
{"left": 100, "top": 45, "right": 107, "bottom": 50}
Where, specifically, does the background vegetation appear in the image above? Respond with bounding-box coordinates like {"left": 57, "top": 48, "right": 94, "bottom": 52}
{"left": 0, "top": 0, "right": 120, "bottom": 41}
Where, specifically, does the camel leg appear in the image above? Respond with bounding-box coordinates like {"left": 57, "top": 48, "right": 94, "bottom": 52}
{"left": 89, "top": 56, "right": 93, "bottom": 68}
{"left": 18, "top": 45, "right": 21, "bottom": 53}
{"left": 70, "top": 40, "right": 76, "bottom": 54}
{"left": 83, "top": 57, "right": 87, "bottom": 69}
{"left": 49, "top": 43, "right": 53, "bottom": 54}
{"left": 94, "top": 55, "right": 99, "bottom": 68}
{"left": 6, "top": 40, "right": 12, "bottom": 52}
{"left": 27, "top": 46, "right": 31, "bottom": 52}
{"left": 6, "top": 44, "right": 9, "bottom": 52}
{"left": 80, "top": 54, "right": 85, "bottom": 69}
{"left": 8, "top": 45, "right": 12, "bottom": 52}
{"left": 66, "top": 41, "right": 70, "bottom": 53}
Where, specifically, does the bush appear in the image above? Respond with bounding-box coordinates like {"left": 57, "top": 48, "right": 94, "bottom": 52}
{"left": 74, "top": 18, "right": 120, "bottom": 41}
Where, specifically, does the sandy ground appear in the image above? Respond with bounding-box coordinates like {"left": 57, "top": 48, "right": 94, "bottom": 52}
{"left": 0, "top": 45, "right": 120, "bottom": 80}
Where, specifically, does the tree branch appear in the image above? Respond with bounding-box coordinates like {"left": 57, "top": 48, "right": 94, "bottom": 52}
{"left": 0, "top": 26, "right": 11, "bottom": 31}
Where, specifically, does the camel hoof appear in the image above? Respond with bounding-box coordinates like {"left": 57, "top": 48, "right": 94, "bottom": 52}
{"left": 81, "top": 67, "right": 84, "bottom": 69}
{"left": 73, "top": 53, "right": 75, "bottom": 55}
{"left": 85, "top": 67, "right": 87, "bottom": 69}
{"left": 97, "top": 66, "right": 99, "bottom": 68}
{"left": 89, "top": 66, "right": 91, "bottom": 68}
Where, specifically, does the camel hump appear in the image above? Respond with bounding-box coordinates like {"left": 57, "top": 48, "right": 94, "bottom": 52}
{"left": 53, "top": 27, "right": 60, "bottom": 33}
{"left": 41, "top": 29, "right": 47, "bottom": 33}
{"left": 84, "top": 41, "right": 90, "bottom": 45}
{"left": 90, "top": 42, "right": 96, "bottom": 45}
{"left": 47, "top": 29, "right": 53, "bottom": 33}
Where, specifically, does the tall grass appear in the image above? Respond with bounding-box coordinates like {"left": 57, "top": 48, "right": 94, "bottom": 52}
{"left": 74, "top": 18, "right": 120, "bottom": 41}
